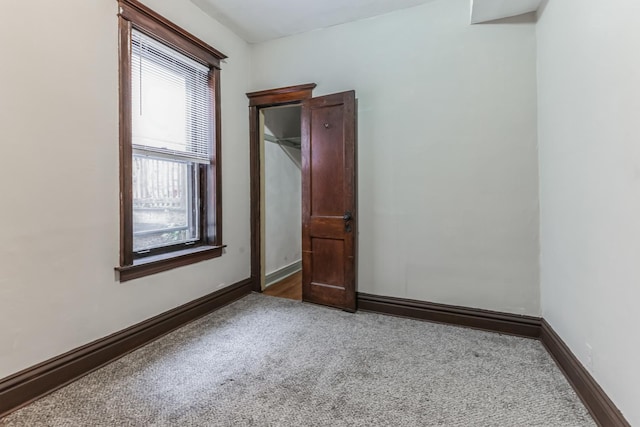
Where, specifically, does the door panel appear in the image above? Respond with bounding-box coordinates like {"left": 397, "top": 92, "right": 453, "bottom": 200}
{"left": 311, "top": 238, "right": 345, "bottom": 287}
{"left": 310, "top": 105, "right": 345, "bottom": 216}
{"left": 302, "top": 91, "right": 356, "bottom": 312}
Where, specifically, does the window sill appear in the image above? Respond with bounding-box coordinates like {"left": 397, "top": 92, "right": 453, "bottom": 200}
{"left": 115, "top": 245, "right": 225, "bottom": 282}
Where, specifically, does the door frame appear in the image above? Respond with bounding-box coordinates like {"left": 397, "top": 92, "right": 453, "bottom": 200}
{"left": 246, "top": 83, "right": 316, "bottom": 292}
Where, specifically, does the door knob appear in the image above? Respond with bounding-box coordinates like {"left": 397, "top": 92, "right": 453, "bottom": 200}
{"left": 343, "top": 211, "right": 352, "bottom": 221}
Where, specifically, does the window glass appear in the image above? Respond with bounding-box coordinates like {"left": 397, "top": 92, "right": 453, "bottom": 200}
{"left": 132, "top": 156, "right": 199, "bottom": 251}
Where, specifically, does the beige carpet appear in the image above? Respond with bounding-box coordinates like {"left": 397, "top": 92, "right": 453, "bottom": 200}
{"left": 1, "top": 293, "right": 595, "bottom": 426}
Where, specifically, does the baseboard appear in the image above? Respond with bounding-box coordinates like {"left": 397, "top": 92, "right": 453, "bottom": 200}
{"left": 540, "top": 320, "right": 630, "bottom": 427}
{"left": 357, "top": 292, "right": 542, "bottom": 338}
{"left": 0, "top": 278, "right": 252, "bottom": 418}
{"left": 357, "top": 292, "right": 630, "bottom": 426}
{"left": 1, "top": 284, "right": 630, "bottom": 426}
{"left": 265, "top": 260, "right": 301, "bottom": 287}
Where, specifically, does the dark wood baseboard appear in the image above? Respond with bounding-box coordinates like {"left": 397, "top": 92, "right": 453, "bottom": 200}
{"left": 357, "top": 292, "right": 542, "bottom": 338}
{"left": 0, "top": 278, "right": 252, "bottom": 418}
{"left": 540, "top": 320, "right": 630, "bottom": 427}
{"left": 357, "top": 292, "right": 630, "bottom": 426}
{"left": 1, "top": 285, "right": 630, "bottom": 426}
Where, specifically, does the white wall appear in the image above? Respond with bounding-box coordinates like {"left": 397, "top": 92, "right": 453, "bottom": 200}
{"left": 264, "top": 130, "right": 302, "bottom": 277}
{"left": 251, "top": 0, "right": 540, "bottom": 315}
{"left": 537, "top": 0, "right": 640, "bottom": 424}
{"left": 0, "top": 0, "right": 251, "bottom": 379}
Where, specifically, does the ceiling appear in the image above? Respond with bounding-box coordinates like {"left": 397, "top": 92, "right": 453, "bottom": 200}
{"left": 191, "top": 0, "right": 437, "bottom": 43}
{"left": 191, "top": 0, "right": 543, "bottom": 43}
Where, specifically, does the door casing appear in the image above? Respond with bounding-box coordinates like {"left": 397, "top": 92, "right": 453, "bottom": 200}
{"left": 246, "top": 84, "right": 316, "bottom": 292}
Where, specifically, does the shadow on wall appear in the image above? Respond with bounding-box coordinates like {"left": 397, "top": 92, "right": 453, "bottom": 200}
{"left": 472, "top": 11, "right": 538, "bottom": 25}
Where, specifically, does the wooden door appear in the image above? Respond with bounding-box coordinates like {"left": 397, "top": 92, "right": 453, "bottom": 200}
{"left": 301, "top": 91, "right": 356, "bottom": 311}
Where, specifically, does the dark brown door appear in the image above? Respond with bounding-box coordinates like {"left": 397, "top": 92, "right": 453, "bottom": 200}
{"left": 301, "top": 91, "right": 356, "bottom": 312}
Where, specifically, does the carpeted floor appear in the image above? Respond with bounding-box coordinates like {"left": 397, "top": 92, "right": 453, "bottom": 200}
{"left": 1, "top": 294, "right": 595, "bottom": 426}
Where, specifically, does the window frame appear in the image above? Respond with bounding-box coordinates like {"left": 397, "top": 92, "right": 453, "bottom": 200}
{"left": 116, "top": 0, "right": 227, "bottom": 282}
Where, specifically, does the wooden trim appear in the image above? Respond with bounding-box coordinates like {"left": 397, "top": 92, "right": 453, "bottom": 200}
{"left": 0, "top": 278, "right": 252, "bottom": 418}
{"left": 212, "top": 68, "right": 223, "bottom": 245}
{"left": 246, "top": 84, "right": 316, "bottom": 292}
{"left": 249, "top": 105, "right": 260, "bottom": 291}
{"left": 358, "top": 293, "right": 630, "bottom": 426}
{"left": 118, "top": 16, "right": 134, "bottom": 267}
{"left": 1, "top": 282, "right": 629, "bottom": 426}
{"left": 540, "top": 320, "right": 630, "bottom": 427}
{"left": 115, "top": 245, "right": 225, "bottom": 282}
{"left": 357, "top": 293, "right": 542, "bottom": 338}
{"left": 118, "top": 0, "right": 226, "bottom": 68}
{"left": 246, "top": 83, "right": 316, "bottom": 107}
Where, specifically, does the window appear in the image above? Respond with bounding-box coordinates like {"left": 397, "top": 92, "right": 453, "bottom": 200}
{"left": 116, "top": 0, "right": 226, "bottom": 281}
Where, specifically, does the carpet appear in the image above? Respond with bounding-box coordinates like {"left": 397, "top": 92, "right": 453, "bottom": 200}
{"left": 1, "top": 294, "right": 595, "bottom": 426}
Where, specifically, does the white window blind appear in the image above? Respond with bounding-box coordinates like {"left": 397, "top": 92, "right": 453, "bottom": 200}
{"left": 131, "top": 29, "right": 212, "bottom": 164}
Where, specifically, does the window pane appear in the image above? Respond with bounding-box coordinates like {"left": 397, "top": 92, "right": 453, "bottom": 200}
{"left": 131, "top": 30, "right": 212, "bottom": 163}
{"left": 131, "top": 52, "right": 188, "bottom": 154}
{"left": 132, "top": 156, "right": 199, "bottom": 251}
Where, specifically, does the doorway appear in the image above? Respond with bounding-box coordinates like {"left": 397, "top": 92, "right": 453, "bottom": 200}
{"left": 261, "top": 105, "right": 303, "bottom": 301}
{"left": 246, "top": 84, "right": 358, "bottom": 311}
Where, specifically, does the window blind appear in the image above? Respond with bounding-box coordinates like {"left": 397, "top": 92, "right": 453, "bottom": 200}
{"left": 131, "top": 29, "right": 212, "bottom": 164}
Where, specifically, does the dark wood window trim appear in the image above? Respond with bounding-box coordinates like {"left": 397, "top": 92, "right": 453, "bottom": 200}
{"left": 116, "top": 0, "right": 227, "bottom": 282}
{"left": 118, "top": 0, "right": 227, "bottom": 66}
{"left": 116, "top": 246, "right": 225, "bottom": 282}
{"left": 246, "top": 84, "right": 316, "bottom": 291}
